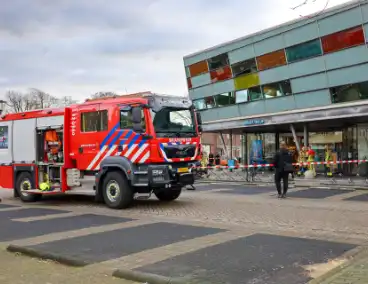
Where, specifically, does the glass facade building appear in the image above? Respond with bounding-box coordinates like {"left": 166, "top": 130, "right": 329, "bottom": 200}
{"left": 184, "top": 0, "right": 368, "bottom": 176}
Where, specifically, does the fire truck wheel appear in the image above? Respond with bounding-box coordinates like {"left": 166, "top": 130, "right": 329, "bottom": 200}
{"left": 15, "top": 172, "right": 41, "bottom": 202}
{"left": 154, "top": 187, "right": 182, "bottom": 202}
{"left": 102, "top": 171, "right": 134, "bottom": 209}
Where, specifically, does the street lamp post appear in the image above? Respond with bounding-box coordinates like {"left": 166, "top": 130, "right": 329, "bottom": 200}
{"left": 0, "top": 100, "right": 6, "bottom": 115}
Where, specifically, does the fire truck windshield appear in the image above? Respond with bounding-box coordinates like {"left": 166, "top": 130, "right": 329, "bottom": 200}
{"left": 151, "top": 107, "right": 196, "bottom": 137}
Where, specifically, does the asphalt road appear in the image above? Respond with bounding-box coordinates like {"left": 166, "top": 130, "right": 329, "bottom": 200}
{"left": 0, "top": 183, "right": 367, "bottom": 284}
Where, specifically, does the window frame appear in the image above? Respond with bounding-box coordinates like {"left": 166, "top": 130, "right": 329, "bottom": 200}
{"left": 321, "top": 25, "right": 365, "bottom": 54}
{"left": 256, "top": 49, "right": 287, "bottom": 71}
{"left": 231, "top": 58, "right": 258, "bottom": 77}
{"left": 214, "top": 92, "right": 235, "bottom": 107}
{"left": 119, "top": 105, "right": 146, "bottom": 131}
{"left": 262, "top": 80, "right": 292, "bottom": 99}
{"left": 285, "top": 39, "right": 323, "bottom": 63}
{"left": 330, "top": 81, "right": 368, "bottom": 104}
{"left": 80, "top": 110, "right": 108, "bottom": 133}
{"left": 207, "top": 53, "right": 230, "bottom": 70}
{"left": 193, "top": 99, "right": 207, "bottom": 110}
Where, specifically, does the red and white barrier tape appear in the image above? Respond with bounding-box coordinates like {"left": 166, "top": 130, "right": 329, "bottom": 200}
{"left": 192, "top": 159, "right": 368, "bottom": 169}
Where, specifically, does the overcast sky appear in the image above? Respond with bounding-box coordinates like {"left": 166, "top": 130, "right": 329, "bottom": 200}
{"left": 0, "top": 0, "right": 352, "bottom": 101}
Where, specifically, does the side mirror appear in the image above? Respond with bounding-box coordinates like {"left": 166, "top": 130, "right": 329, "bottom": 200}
{"left": 198, "top": 125, "right": 203, "bottom": 133}
{"left": 132, "top": 107, "right": 143, "bottom": 133}
{"left": 196, "top": 112, "right": 202, "bottom": 125}
{"left": 132, "top": 107, "right": 142, "bottom": 124}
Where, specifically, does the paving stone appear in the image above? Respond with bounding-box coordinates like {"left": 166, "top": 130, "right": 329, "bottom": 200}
{"left": 286, "top": 188, "right": 352, "bottom": 199}
{"left": 0, "top": 204, "right": 19, "bottom": 209}
{"left": 0, "top": 214, "right": 133, "bottom": 241}
{"left": 344, "top": 193, "right": 368, "bottom": 202}
{"left": 216, "top": 187, "right": 275, "bottom": 195}
{"left": 137, "top": 233, "right": 356, "bottom": 284}
{"left": 26, "top": 222, "right": 225, "bottom": 265}
{"left": 0, "top": 208, "right": 70, "bottom": 219}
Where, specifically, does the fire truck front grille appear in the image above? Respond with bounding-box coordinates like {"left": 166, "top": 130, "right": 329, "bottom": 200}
{"left": 163, "top": 145, "right": 196, "bottom": 159}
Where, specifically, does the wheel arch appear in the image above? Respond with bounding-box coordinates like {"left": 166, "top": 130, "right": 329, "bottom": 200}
{"left": 13, "top": 165, "right": 37, "bottom": 198}
{"left": 95, "top": 156, "right": 133, "bottom": 201}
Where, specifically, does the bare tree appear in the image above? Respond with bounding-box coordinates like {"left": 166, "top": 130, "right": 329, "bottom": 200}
{"left": 4, "top": 89, "right": 76, "bottom": 113}
{"left": 291, "top": 0, "right": 330, "bottom": 18}
{"left": 5, "top": 91, "right": 28, "bottom": 113}
{"left": 29, "top": 88, "right": 56, "bottom": 109}
{"left": 58, "top": 96, "right": 78, "bottom": 106}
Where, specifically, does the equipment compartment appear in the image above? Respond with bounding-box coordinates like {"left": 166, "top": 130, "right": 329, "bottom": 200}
{"left": 36, "top": 127, "right": 64, "bottom": 164}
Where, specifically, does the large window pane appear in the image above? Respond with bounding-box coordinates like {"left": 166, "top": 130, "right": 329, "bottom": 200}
{"left": 207, "top": 53, "right": 229, "bottom": 70}
{"left": 81, "top": 110, "right": 108, "bottom": 132}
{"left": 235, "top": 90, "right": 249, "bottom": 104}
{"left": 210, "top": 65, "right": 232, "bottom": 83}
{"left": 322, "top": 26, "right": 365, "bottom": 54}
{"left": 256, "top": 49, "right": 287, "bottom": 71}
{"left": 331, "top": 81, "right": 368, "bottom": 103}
{"left": 286, "top": 39, "right": 322, "bottom": 63}
{"left": 235, "top": 87, "right": 263, "bottom": 103}
{"left": 262, "top": 80, "right": 292, "bottom": 99}
{"left": 120, "top": 108, "right": 146, "bottom": 130}
{"left": 214, "top": 92, "right": 235, "bottom": 107}
{"left": 193, "top": 99, "right": 206, "bottom": 110}
{"left": 205, "top": 96, "right": 216, "bottom": 108}
{"left": 231, "top": 59, "right": 257, "bottom": 77}
{"left": 248, "top": 86, "right": 263, "bottom": 101}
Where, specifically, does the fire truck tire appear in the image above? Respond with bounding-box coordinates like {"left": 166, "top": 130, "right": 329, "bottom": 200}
{"left": 15, "top": 172, "right": 41, "bottom": 202}
{"left": 154, "top": 187, "right": 182, "bottom": 201}
{"left": 102, "top": 171, "right": 134, "bottom": 209}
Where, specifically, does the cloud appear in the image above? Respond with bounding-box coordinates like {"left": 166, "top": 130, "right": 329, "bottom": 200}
{"left": 0, "top": 0, "right": 352, "bottom": 101}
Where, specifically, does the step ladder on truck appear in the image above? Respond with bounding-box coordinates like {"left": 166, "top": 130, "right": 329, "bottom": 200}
{"left": 0, "top": 92, "right": 203, "bottom": 209}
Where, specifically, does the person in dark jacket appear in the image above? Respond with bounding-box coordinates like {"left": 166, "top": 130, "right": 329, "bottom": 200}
{"left": 208, "top": 153, "right": 214, "bottom": 166}
{"left": 273, "top": 141, "right": 293, "bottom": 198}
{"left": 215, "top": 153, "right": 221, "bottom": 165}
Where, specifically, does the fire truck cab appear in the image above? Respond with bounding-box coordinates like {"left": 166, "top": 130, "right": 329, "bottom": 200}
{"left": 0, "top": 92, "right": 203, "bottom": 209}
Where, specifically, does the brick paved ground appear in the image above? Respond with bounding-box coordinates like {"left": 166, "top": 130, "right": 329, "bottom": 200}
{"left": 0, "top": 248, "right": 137, "bottom": 284}
{"left": 201, "top": 170, "right": 368, "bottom": 188}
{"left": 315, "top": 249, "right": 368, "bottom": 284}
{"left": 0, "top": 184, "right": 367, "bottom": 283}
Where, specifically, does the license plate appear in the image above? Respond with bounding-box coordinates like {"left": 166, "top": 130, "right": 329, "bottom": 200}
{"left": 177, "top": 167, "right": 189, "bottom": 173}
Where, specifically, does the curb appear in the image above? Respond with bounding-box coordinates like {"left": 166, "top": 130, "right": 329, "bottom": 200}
{"left": 113, "top": 268, "right": 187, "bottom": 284}
{"left": 196, "top": 180, "right": 368, "bottom": 190}
{"left": 308, "top": 246, "right": 368, "bottom": 284}
{"left": 6, "top": 244, "right": 88, "bottom": 267}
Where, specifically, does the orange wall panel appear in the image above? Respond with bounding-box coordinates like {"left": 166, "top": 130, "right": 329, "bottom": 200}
{"left": 188, "top": 61, "right": 208, "bottom": 77}
{"left": 256, "top": 49, "right": 287, "bottom": 71}
{"left": 210, "top": 66, "right": 232, "bottom": 83}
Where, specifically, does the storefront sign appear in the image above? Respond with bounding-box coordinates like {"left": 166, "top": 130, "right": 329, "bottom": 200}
{"left": 203, "top": 101, "right": 368, "bottom": 132}
{"left": 244, "top": 119, "right": 265, "bottom": 126}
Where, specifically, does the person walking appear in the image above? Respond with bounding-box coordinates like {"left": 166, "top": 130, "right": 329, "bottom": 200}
{"left": 273, "top": 141, "right": 294, "bottom": 198}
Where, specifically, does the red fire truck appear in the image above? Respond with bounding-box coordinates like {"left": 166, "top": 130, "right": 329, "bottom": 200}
{"left": 0, "top": 92, "right": 203, "bottom": 209}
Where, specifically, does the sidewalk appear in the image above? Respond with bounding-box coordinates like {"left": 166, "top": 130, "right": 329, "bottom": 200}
{"left": 310, "top": 248, "right": 368, "bottom": 284}
{"left": 200, "top": 171, "right": 368, "bottom": 189}
{"left": 0, "top": 248, "right": 137, "bottom": 284}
